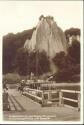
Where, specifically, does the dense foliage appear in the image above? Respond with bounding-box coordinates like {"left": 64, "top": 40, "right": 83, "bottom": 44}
{"left": 53, "top": 40, "right": 80, "bottom": 82}
{"left": 3, "top": 28, "right": 35, "bottom": 74}
{"left": 65, "top": 28, "right": 80, "bottom": 36}
{"left": 15, "top": 50, "right": 50, "bottom": 76}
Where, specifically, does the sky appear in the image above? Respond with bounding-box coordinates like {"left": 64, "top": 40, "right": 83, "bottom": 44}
{"left": 0, "top": 1, "right": 83, "bottom": 36}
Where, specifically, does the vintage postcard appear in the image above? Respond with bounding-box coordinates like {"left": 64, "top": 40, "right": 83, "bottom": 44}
{"left": 0, "top": 0, "right": 83, "bottom": 124}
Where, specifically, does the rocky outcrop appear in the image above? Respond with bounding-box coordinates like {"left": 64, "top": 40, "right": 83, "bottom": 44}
{"left": 24, "top": 15, "right": 67, "bottom": 59}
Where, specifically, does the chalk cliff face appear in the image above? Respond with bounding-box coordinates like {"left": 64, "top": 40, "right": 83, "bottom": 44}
{"left": 24, "top": 16, "right": 67, "bottom": 58}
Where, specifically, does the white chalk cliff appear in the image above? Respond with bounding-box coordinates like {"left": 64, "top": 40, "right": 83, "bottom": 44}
{"left": 24, "top": 16, "right": 67, "bottom": 58}
{"left": 24, "top": 15, "right": 67, "bottom": 73}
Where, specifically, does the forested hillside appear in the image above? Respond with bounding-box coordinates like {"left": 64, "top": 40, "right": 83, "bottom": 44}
{"left": 3, "top": 28, "right": 35, "bottom": 74}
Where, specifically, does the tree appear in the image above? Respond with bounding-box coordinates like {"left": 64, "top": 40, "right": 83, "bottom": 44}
{"left": 37, "top": 51, "right": 50, "bottom": 74}
{"left": 15, "top": 48, "right": 29, "bottom": 75}
{"left": 15, "top": 49, "right": 50, "bottom": 76}
{"left": 53, "top": 51, "right": 66, "bottom": 69}
{"left": 3, "top": 28, "right": 35, "bottom": 74}
{"left": 53, "top": 40, "right": 80, "bottom": 82}
{"left": 65, "top": 28, "right": 80, "bottom": 36}
{"left": 28, "top": 51, "right": 50, "bottom": 75}
{"left": 68, "top": 40, "right": 80, "bottom": 64}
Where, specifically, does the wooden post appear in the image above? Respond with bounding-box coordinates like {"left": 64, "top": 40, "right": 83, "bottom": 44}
{"left": 78, "top": 93, "right": 80, "bottom": 111}
{"left": 48, "top": 90, "right": 51, "bottom": 101}
{"left": 41, "top": 91, "right": 45, "bottom": 107}
{"left": 59, "top": 90, "right": 63, "bottom": 106}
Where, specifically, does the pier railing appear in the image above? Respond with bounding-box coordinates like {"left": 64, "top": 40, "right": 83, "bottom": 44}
{"left": 23, "top": 87, "right": 80, "bottom": 111}
{"left": 59, "top": 89, "right": 80, "bottom": 111}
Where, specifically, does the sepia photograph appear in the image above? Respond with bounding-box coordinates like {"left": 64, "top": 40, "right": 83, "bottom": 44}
{"left": 0, "top": 0, "right": 83, "bottom": 124}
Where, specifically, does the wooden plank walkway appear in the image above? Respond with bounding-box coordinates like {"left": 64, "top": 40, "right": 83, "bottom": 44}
{"left": 3, "top": 89, "right": 80, "bottom": 121}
